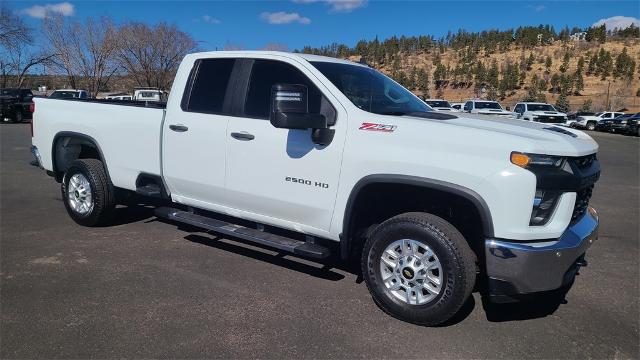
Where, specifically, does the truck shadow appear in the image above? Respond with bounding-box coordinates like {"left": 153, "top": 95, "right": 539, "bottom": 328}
{"left": 110, "top": 199, "right": 568, "bottom": 326}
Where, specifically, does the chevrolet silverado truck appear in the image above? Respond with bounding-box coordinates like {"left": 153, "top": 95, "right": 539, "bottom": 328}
{"left": 462, "top": 99, "right": 516, "bottom": 118}
{"left": 1, "top": 88, "right": 34, "bottom": 123}
{"left": 575, "top": 111, "right": 625, "bottom": 131}
{"left": 513, "top": 102, "right": 568, "bottom": 124}
{"left": 31, "top": 51, "right": 600, "bottom": 326}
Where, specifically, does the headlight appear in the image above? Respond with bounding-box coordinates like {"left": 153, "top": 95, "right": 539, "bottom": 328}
{"left": 511, "top": 152, "right": 566, "bottom": 168}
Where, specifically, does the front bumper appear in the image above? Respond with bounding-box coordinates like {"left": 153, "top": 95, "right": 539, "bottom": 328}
{"left": 485, "top": 206, "right": 598, "bottom": 298}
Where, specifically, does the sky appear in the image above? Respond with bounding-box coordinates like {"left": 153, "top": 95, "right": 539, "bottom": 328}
{"left": 6, "top": 0, "right": 640, "bottom": 51}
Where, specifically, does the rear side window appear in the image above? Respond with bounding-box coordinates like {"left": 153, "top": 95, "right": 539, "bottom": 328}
{"left": 244, "top": 59, "right": 327, "bottom": 120}
{"left": 184, "top": 58, "right": 235, "bottom": 114}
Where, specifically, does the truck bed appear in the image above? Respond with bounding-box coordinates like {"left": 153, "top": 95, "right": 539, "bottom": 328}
{"left": 31, "top": 98, "right": 166, "bottom": 191}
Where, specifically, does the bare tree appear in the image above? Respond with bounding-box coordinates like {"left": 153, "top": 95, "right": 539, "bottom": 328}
{"left": 262, "top": 43, "right": 288, "bottom": 52}
{"left": 115, "top": 22, "right": 197, "bottom": 91}
{"left": 43, "top": 15, "right": 119, "bottom": 97}
{"left": 0, "top": 6, "right": 55, "bottom": 87}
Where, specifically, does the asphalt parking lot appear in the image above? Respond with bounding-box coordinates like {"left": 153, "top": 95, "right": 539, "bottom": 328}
{"left": 1, "top": 123, "right": 638, "bottom": 359}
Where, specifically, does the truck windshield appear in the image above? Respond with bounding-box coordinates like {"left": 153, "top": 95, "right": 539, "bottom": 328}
{"left": 425, "top": 101, "right": 451, "bottom": 108}
{"left": 310, "top": 61, "right": 431, "bottom": 115}
{"left": 50, "top": 91, "right": 81, "bottom": 99}
{"left": 475, "top": 102, "right": 502, "bottom": 109}
{"left": 527, "top": 104, "right": 556, "bottom": 112}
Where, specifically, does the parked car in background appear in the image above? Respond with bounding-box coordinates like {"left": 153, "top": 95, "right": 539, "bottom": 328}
{"left": 596, "top": 113, "right": 635, "bottom": 133}
{"left": 450, "top": 102, "right": 464, "bottom": 111}
{"left": 0, "top": 88, "right": 34, "bottom": 123}
{"left": 624, "top": 113, "right": 640, "bottom": 136}
{"left": 424, "top": 99, "right": 455, "bottom": 111}
{"left": 462, "top": 100, "right": 515, "bottom": 118}
{"left": 133, "top": 88, "right": 166, "bottom": 102}
{"left": 566, "top": 112, "right": 595, "bottom": 128}
{"left": 105, "top": 94, "right": 133, "bottom": 101}
{"left": 49, "top": 89, "right": 89, "bottom": 99}
{"left": 513, "top": 102, "right": 567, "bottom": 124}
{"left": 575, "top": 111, "right": 625, "bottom": 131}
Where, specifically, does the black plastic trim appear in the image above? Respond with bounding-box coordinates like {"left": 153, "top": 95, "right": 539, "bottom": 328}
{"left": 340, "top": 174, "right": 495, "bottom": 259}
{"left": 51, "top": 131, "right": 111, "bottom": 183}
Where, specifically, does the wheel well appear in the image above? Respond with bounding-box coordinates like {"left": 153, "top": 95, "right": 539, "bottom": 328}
{"left": 344, "top": 182, "right": 488, "bottom": 262}
{"left": 52, "top": 134, "right": 104, "bottom": 181}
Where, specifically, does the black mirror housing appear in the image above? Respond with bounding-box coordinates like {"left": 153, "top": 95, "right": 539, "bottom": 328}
{"left": 270, "top": 83, "right": 328, "bottom": 130}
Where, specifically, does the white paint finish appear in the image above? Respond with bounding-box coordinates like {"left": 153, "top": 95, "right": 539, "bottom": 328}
{"left": 32, "top": 50, "right": 600, "bottom": 243}
{"left": 31, "top": 98, "right": 164, "bottom": 190}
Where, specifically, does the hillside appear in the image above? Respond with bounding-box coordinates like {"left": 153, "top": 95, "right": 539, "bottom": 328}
{"left": 301, "top": 25, "right": 640, "bottom": 113}
{"left": 371, "top": 39, "right": 640, "bottom": 112}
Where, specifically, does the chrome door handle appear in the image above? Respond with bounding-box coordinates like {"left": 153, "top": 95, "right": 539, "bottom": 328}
{"left": 230, "top": 132, "right": 255, "bottom": 141}
{"left": 169, "top": 124, "right": 188, "bottom": 132}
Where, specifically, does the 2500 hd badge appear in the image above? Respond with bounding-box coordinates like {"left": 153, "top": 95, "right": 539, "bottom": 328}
{"left": 285, "top": 176, "right": 329, "bottom": 189}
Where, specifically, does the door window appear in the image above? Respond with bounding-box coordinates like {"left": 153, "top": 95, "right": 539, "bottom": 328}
{"left": 464, "top": 101, "right": 472, "bottom": 111}
{"left": 244, "top": 59, "right": 335, "bottom": 124}
{"left": 183, "top": 58, "right": 236, "bottom": 114}
{"left": 514, "top": 104, "right": 524, "bottom": 114}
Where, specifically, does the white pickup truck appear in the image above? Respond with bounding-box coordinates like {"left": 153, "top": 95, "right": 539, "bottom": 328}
{"left": 31, "top": 51, "right": 600, "bottom": 326}
{"left": 513, "top": 102, "right": 568, "bottom": 124}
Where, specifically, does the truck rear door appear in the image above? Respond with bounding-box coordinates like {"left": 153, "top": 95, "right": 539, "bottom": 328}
{"left": 162, "top": 58, "right": 236, "bottom": 207}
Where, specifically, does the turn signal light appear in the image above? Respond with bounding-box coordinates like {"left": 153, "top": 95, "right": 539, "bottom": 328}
{"left": 510, "top": 153, "right": 530, "bottom": 167}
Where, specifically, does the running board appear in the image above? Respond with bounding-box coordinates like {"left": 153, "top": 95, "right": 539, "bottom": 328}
{"left": 154, "top": 207, "right": 330, "bottom": 259}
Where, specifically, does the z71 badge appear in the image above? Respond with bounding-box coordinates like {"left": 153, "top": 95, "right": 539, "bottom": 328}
{"left": 359, "top": 122, "right": 397, "bottom": 132}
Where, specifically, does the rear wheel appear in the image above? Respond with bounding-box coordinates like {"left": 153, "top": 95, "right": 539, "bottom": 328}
{"left": 361, "top": 212, "right": 476, "bottom": 326}
{"left": 62, "top": 159, "right": 115, "bottom": 226}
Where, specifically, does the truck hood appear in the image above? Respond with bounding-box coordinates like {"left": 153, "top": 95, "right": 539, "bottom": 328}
{"left": 473, "top": 109, "right": 515, "bottom": 116}
{"left": 400, "top": 114, "right": 598, "bottom": 157}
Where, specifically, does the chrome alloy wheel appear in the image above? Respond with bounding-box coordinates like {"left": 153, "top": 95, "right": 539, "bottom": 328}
{"left": 67, "top": 173, "right": 94, "bottom": 215}
{"left": 379, "top": 239, "right": 443, "bottom": 305}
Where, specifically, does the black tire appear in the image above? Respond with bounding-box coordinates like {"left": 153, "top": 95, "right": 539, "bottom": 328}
{"left": 586, "top": 122, "right": 596, "bottom": 131}
{"left": 361, "top": 212, "right": 476, "bottom": 326}
{"left": 14, "top": 111, "right": 23, "bottom": 123}
{"left": 61, "top": 159, "right": 115, "bottom": 226}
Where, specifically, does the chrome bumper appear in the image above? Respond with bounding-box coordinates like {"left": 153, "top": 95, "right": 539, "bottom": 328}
{"left": 485, "top": 207, "right": 598, "bottom": 296}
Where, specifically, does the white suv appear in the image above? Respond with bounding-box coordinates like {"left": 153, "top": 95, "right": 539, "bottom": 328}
{"left": 513, "top": 102, "right": 568, "bottom": 125}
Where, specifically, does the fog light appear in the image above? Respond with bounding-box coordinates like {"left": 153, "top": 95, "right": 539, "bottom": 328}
{"left": 530, "top": 189, "right": 561, "bottom": 226}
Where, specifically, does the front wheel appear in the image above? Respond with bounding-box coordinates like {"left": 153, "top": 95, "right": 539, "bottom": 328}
{"left": 361, "top": 212, "right": 476, "bottom": 326}
{"left": 62, "top": 159, "right": 115, "bottom": 226}
{"left": 586, "top": 122, "right": 596, "bottom": 131}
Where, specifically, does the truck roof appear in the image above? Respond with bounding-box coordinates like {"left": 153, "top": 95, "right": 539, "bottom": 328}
{"left": 187, "top": 50, "right": 366, "bottom": 67}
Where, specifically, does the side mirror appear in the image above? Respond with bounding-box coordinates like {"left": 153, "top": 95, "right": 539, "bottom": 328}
{"left": 506, "top": 106, "right": 511, "bottom": 111}
{"left": 270, "top": 84, "right": 327, "bottom": 130}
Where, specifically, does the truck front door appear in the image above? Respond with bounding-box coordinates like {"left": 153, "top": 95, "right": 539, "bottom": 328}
{"left": 224, "top": 58, "right": 346, "bottom": 233}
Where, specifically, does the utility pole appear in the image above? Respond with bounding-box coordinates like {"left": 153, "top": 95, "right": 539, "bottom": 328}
{"left": 605, "top": 81, "right": 611, "bottom": 110}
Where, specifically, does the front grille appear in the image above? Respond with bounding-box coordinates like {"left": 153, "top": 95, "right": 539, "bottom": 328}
{"left": 572, "top": 185, "right": 594, "bottom": 221}
{"left": 537, "top": 116, "right": 565, "bottom": 123}
{"left": 574, "top": 154, "right": 597, "bottom": 169}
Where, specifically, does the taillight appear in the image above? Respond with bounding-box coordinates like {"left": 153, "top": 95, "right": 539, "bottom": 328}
{"left": 29, "top": 102, "right": 35, "bottom": 113}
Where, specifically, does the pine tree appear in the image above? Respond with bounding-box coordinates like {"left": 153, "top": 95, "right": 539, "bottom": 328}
{"left": 555, "top": 92, "right": 571, "bottom": 113}
{"left": 559, "top": 52, "right": 570, "bottom": 73}
{"left": 416, "top": 68, "right": 430, "bottom": 97}
{"left": 580, "top": 99, "right": 593, "bottom": 112}
{"left": 545, "top": 55, "right": 553, "bottom": 73}
{"left": 526, "top": 53, "right": 535, "bottom": 70}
